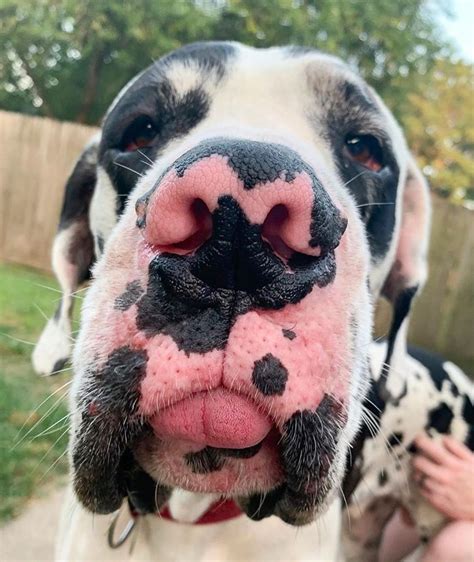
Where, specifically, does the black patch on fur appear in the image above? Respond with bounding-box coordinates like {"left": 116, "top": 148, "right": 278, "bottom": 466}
{"left": 184, "top": 441, "right": 263, "bottom": 474}
{"left": 385, "top": 286, "right": 418, "bottom": 367}
{"left": 55, "top": 142, "right": 97, "bottom": 287}
{"left": 425, "top": 402, "right": 454, "bottom": 435}
{"left": 462, "top": 396, "right": 474, "bottom": 451}
{"left": 53, "top": 300, "right": 63, "bottom": 321}
{"left": 342, "top": 81, "right": 379, "bottom": 113}
{"left": 278, "top": 394, "right": 345, "bottom": 520}
{"left": 114, "top": 280, "right": 144, "bottom": 311}
{"left": 408, "top": 345, "right": 452, "bottom": 393}
{"left": 72, "top": 347, "right": 148, "bottom": 513}
{"left": 388, "top": 432, "right": 403, "bottom": 447}
{"left": 58, "top": 142, "right": 98, "bottom": 230}
{"left": 378, "top": 469, "right": 389, "bottom": 486}
{"left": 102, "top": 85, "right": 210, "bottom": 215}
{"left": 52, "top": 357, "right": 68, "bottom": 374}
{"left": 185, "top": 448, "right": 224, "bottom": 474}
{"left": 282, "top": 328, "right": 296, "bottom": 340}
{"left": 319, "top": 79, "right": 400, "bottom": 259}
{"left": 135, "top": 196, "right": 336, "bottom": 354}
{"left": 342, "top": 371, "right": 384, "bottom": 501}
{"left": 238, "top": 484, "right": 286, "bottom": 521}
{"left": 252, "top": 353, "right": 289, "bottom": 396}
{"left": 407, "top": 442, "right": 417, "bottom": 454}
{"left": 96, "top": 234, "right": 105, "bottom": 255}
{"left": 121, "top": 451, "right": 170, "bottom": 514}
{"left": 162, "top": 41, "right": 235, "bottom": 80}
{"left": 99, "top": 42, "right": 234, "bottom": 213}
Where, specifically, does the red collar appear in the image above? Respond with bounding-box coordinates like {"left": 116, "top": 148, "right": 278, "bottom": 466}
{"left": 109, "top": 499, "right": 243, "bottom": 549}
{"left": 159, "top": 499, "right": 243, "bottom": 525}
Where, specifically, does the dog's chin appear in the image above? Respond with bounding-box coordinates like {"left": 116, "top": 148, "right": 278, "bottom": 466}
{"left": 133, "top": 428, "right": 285, "bottom": 496}
{"left": 128, "top": 431, "right": 344, "bottom": 526}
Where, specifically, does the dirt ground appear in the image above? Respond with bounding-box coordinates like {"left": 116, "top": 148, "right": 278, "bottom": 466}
{"left": 0, "top": 488, "right": 64, "bottom": 561}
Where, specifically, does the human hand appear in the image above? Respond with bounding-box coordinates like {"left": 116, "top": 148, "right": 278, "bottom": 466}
{"left": 412, "top": 434, "right": 474, "bottom": 521}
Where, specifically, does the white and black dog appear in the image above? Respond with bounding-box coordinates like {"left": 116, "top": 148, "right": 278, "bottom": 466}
{"left": 31, "top": 42, "right": 473, "bottom": 561}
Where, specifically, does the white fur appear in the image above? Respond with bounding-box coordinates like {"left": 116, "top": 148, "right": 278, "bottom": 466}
{"left": 90, "top": 166, "right": 120, "bottom": 256}
{"left": 56, "top": 486, "right": 342, "bottom": 562}
{"left": 32, "top": 227, "right": 76, "bottom": 375}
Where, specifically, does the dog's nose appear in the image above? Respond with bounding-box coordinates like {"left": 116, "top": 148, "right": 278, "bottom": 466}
{"left": 136, "top": 139, "right": 347, "bottom": 290}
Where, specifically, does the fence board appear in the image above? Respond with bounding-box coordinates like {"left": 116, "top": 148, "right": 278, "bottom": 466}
{"left": 0, "top": 110, "right": 98, "bottom": 271}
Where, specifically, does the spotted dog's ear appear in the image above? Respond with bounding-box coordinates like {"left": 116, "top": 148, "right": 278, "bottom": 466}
{"left": 379, "top": 156, "right": 431, "bottom": 396}
{"left": 32, "top": 136, "right": 99, "bottom": 376}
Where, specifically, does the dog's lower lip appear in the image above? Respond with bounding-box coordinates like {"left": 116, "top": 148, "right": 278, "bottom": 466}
{"left": 149, "top": 388, "right": 272, "bottom": 449}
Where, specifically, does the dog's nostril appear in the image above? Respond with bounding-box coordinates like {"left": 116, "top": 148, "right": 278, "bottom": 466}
{"left": 170, "top": 198, "right": 212, "bottom": 253}
{"left": 262, "top": 204, "right": 294, "bottom": 260}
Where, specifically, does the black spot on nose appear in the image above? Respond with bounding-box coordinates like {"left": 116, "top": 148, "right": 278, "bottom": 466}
{"left": 282, "top": 328, "right": 296, "bottom": 340}
{"left": 252, "top": 353, "right": 289, "bottom": 396}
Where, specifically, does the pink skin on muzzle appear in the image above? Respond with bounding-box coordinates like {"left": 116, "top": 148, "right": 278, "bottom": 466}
{"left": 77, "top": 145, "right": 368, "bottom": 494}
{"left": 140, "top": 155, "right": 322, "bottom": 257}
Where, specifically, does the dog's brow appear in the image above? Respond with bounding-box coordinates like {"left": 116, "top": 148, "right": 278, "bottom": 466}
{"left": 341, "top": 80, "right": 378, "bottom": 113}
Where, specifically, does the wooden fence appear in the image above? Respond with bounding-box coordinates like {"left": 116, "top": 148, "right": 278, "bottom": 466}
{"left": 0, "top": 110, "right": 473, "bottom": 372}
{"left": 0, "top": 110, "right": 98, "bottom": 271}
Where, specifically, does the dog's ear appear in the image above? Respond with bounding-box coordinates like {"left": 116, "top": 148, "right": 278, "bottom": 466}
{"left": 32, "top": 136, "right": 99, "bottom": 376}
{"left": 383, "top": 156, "right": 431, "bottom": 304}
{"left": 378, "top": 156, "right": 431, "bottom": 396}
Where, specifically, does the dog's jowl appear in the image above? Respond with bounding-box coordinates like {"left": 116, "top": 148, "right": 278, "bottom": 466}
{"left": 35, "top": 41, "right": 437, "bottom": 530}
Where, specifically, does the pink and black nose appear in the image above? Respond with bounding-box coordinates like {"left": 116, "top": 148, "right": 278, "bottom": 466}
{"left": 136, "top": 139, "right": 347, "bottom": 295}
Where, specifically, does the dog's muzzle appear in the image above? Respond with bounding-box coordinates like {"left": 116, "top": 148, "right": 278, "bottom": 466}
{"left": 71, "top": 137, "right": 367, "bottom": 525}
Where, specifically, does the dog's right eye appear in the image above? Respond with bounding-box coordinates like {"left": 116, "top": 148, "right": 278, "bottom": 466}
{"left": 121, "top": 116, "right": 158, "bottom": 152}
{"left": 344, "top": 134, "right": 383, "bottom": 172}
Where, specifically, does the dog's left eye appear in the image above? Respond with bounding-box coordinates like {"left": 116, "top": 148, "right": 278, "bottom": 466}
{"left": 345, "top": 135, "right": 383, "bottom": 172}
{"left": 122, "top": 116, "right": 158, "bottom": 152}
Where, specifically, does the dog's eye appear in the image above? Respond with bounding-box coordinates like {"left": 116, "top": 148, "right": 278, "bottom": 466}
{"left": 122, "top": 116, "right": 158, "bottom": 152}
{"left": 345, "top": 135, "right": 383, "bottom": 172}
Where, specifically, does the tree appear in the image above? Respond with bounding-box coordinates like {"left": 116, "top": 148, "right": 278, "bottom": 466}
{"left": 1, "top": 0, "right": 471, "bottom": 201}
{"left": 0, "top": 0, "right": 449, "bottom": 123}
{"left": 402, "top": 58, "right": 474, "bottom": 203}
{"left": 0, "top": 0, "right": 217, "bottom": 122}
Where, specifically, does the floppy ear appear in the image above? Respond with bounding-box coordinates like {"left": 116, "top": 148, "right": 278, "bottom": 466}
{"left": 32, "top": 136, "right": 99, "bottom": 376}
{"left": 378, "top": 156, "right": 431, "bottom": 397}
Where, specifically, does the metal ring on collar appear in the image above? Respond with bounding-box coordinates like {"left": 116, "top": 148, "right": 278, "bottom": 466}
{"left": 107, "top": 504, "right": 137, "bottom": 549}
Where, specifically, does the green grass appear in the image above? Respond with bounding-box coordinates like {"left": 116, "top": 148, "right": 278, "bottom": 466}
{"left": 0, "top": 263, "right": 80, "bottom": 521}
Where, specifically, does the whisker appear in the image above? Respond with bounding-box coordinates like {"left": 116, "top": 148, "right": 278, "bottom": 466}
{"left": 356, "top": 202, "right": 395, "bottom": 209}
{"left": 14, "top": 380, "right": 72, "bottom": 440}
{"left": 38, "top": 447, "right": 69, "bottom": 483}
{"left": 12, "top": 390, "right": 69, "bottom": 450}
{"left": 30, "top": 412, "right": 71, "bottom": 442}
{"left": 45, "top": 365, "right": 72, "bottom": 377}
{"left": 32, "top": 282, "right": 62, "bottom": 294}
{"left": 113, "top": 161, "right": 144, "bottom": 177}
{"left": 137, "top": 148, "right": 154, "bottom": 165}
{"left": 32, "top": 427, "right": 70, "bottom": 474}
{"left": 0, "top": 332, "right": 36, "bottom": 346}
{"left": 343, "top": 170, "right": 368, "bottom": 187}
{"left": 33, "top": 303, "right": 49, "bottom": 321}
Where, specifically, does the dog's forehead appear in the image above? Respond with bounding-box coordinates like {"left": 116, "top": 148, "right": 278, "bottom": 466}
{"left": 103, "top": 42, "right": 389, "bottom": 140}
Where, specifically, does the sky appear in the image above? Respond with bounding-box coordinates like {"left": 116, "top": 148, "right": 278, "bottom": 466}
{"left": 439, "top": 0, "right": 474, "bottom": 61}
